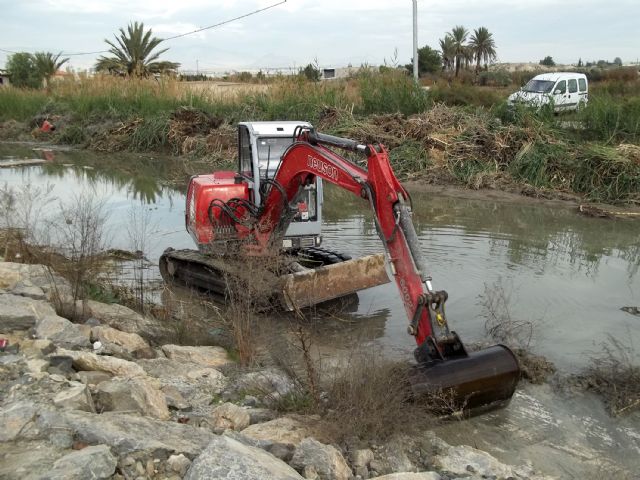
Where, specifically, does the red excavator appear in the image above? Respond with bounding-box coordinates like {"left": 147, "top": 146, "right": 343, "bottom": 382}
{"left": 160, "top": 125, "right": 519, "bottom": 411}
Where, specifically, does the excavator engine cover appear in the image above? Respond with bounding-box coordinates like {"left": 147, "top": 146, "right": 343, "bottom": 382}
{"left": 409, "top": 345, "right": 519, "bottom": 414}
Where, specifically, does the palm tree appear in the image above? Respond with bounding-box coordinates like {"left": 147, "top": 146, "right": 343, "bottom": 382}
{"left": 449, "top": 25, "right": 469, "bottom": 77}
{"left": 95, "top": 22, "right": 180, "bottom": 77}
{"left": 34, "top": 52, "right": 69, "bottom": 87}
{"left": 469, "top": 27, "right": 497, "bottom": 72}
{"left": 439, "top": 36, "right": 455, "bottom": 72}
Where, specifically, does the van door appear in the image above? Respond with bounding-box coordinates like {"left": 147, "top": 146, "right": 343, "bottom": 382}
{"left": 565, "top": 78, "right": 580, "bottom": 111}
{"left": 551, "top": 80, "right": 569, "bottom": 111}
{"left": 578, "top": 77, "right": 588, "bottom": 107}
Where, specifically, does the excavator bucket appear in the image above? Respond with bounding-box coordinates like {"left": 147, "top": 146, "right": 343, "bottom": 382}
{"left": 278, "top": 253, "right": 390, "bottom": 311}
{"left": 409, "top": 344, "right": 520, "bottom": 414}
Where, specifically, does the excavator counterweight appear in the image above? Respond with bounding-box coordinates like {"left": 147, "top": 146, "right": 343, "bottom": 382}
{"left": 161, "top": 124, "right": 520, "bottom": 413}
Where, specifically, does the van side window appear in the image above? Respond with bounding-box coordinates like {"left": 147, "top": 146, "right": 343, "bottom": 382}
{"left": 568, "top": 79, "right": 578, "bottom": 93}
{"left": 555, "top": 80, "right": 566, "bottom": 94}
{"left": 578, "top": 78, "right": 587, "bottom": 92}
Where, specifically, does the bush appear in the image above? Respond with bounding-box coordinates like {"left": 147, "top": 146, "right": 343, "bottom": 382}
{"left": 478, "top": 69, "right": 511, "bottom": 87}
{"left": 429, "top": 83, "right": 504, "bottom": 108}
{"left": 358, "top": 69, "right": 429, "bottom": 115}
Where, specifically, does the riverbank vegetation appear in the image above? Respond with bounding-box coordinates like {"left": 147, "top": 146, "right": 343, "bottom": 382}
{"left": 1, "top": 67, "right": 639, "bottom": 204}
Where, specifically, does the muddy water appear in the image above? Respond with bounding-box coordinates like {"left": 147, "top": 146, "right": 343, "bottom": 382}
{"left": 1, "top": 144, "right": 639, "bottom": 477}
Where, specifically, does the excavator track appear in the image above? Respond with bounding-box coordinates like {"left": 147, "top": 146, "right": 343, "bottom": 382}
{"left": 159, "top": 246, "right": 379, "bottom": 310}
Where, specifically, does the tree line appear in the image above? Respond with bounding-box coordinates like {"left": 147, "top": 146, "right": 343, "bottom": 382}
{"left": 4, "top": 22, "right": 180, "bottom": 88}
{"left": 410, "top": 25, "right": 497, "bottom": 77}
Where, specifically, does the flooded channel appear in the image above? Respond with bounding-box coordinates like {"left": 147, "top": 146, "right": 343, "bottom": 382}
{"left": 1, "top": 144, "right": 639, "bottom": 478}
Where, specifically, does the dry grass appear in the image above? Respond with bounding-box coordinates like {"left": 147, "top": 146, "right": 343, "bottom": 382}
{"left": 580, "top": 335, "right": 640, "bottom": 416}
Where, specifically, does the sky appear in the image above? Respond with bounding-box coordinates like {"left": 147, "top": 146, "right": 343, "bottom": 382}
{"left": 0, "top": 0, "right": 638, "bottom": 74}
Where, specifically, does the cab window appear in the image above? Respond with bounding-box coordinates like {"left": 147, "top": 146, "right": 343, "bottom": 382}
{"left": 554, "top": 80, "right": 566, "bottom": 94}
{"left": 568, "top": 79, "right": 578, "bottom": 93}
{"left": 578, "top": 78, "right": 587, "bottom": 92}
{"left": 239, "top": 126, "right": 252, "bottom": 177}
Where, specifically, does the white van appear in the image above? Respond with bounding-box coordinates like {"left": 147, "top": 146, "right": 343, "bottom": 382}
{"left": 508, "top": 72, "right": 588, "bottom": 112}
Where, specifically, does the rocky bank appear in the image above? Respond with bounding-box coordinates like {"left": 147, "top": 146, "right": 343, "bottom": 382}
{"left": 0, "top": 260, "right": 556, "bottom": 480}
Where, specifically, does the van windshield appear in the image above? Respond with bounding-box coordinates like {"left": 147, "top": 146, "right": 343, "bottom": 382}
{"left": 523, "top": 79, "right": 556, "bottom": 93}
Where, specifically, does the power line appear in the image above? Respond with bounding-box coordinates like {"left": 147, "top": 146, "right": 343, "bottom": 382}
{"left": 0, "top": 1, "right": 287, "bottom": 57}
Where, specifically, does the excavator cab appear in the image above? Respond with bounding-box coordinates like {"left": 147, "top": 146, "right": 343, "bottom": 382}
{"left": 238, "top": 122, "right": 323, "bottom": 250}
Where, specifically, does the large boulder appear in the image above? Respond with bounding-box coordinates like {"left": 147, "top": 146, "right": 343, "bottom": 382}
{"left": 0, "top": 401, "right": 38, "bottom": 442}
{"left": 53, "top": 383, "right": 96, "bottom": 412}
{"left": 91, "top": 325, "right": 155, "bottom": 359}
{"left": 185, "top": 435, "right": 303, "bottom": 480}
{"left": 81, "top": 300, "right": 171, "bottom": 342}
{"left": 241, "top": 415, "right": 320, "bottom": 448}
{"left": 57, "top": 348, "right": 146, "bottom": 377}
{"left": 36, "top": 409, "right": 215, "bottom": 457}
{"left": 94, "top": 376, "right": 170, "bottom": 420}
{"left": 137, "top": 357, "right": 227, "bottom": 407}
{"left": 370, "top": 474, "right": 441, "bottom": 480}
{"left": 35, "top": 315, "right": 90, "bottom": 350}
{"left": 46, "top": 445, "right": 117, "bottom": 480}
{"left": 0, "top": 293, "right": 57, "bottom": 330}
{"left": 161, "top": 344, "right": 231, "bottom": 369}
{"left": 207, "top": 402, "right": 251, "bottom": 433}
{"left": 0, "top": 261, "right": 71, "bottom": 300}
{"left": 234, "top": 368, "right": 296, "bottom": 403}
{"left": 290, "top": 437, "right": 352, "bottom": 480}
{"left": 433, "top": 444, "right": 534, "bottom": 479}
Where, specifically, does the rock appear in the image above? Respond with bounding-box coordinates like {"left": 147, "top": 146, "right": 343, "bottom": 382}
{"left": 235, "top": 368, "right": 295, "bottom": 402}
{"left": 167, "top": 453, "right": 192, "bottom": 476}
{"left": 0, "top": 261, "right": 71, "bottom": 299}
{"left": 352, "top": 449, "right": 375, "bottom": 468}
{"left": 47, "top": 444, "right": 117, "bottom": 480}
{"left": 26, "top": 358, "right": 49, "bottom": 373}
{"left": 162, "top": 384, "right": 190, "bottom": 410}
{"left": 207, "top": 402, "right": 251, "bottom": 433}
{"left": 20, "top": 338, "right": 55, "bottom": 357}
{"left": 82, "top": 300, "right": 170, "bottom": 342}
{"left": 53, "top": 383, "right": 96, "bottom": 412}
{"left": 247, "top": 407, "right": 277, "bottom": 425}
{"left": 369, "top": 474, "right": 441, "bottom": 480}
{"left": 35, "top": 315, "right": 90, "bottom": 349}
{"left": 162, "top": 344, "right": 231, "bottom": 368}
{"left": 185, "top": 435, "right": 304, "bottom": 480}
{"left": 57, "top": 348, "right": 146, "bottom": 377}
{"left": 241, "top": 415, "right": 319, "bottom": 448}
{"left": 75, "top": 370, "right": 112, "bottom": 385}
{"left": 0, "top": 293, "right": 57, "bottom": 330}
{"left": 48, "top": 355, "right": 75, "bottom": 375}
{"left": 36, "top": 409, "right": 215, "bottom": 457}
{"left": 0, "top": 401, "right": 37, "bottom": 441}
{"left": 433, "top": 445, "right": 516, "bottom": 479}
{"left": 91, "top": 326, "right": 155, "bottom": 359}
{"left": 304, "top": 465, "right": 320, "bottom": 479}
{"left": 137, "top": 357, "right": 227, "bottom": 407}
{"left": 375, "top": 438, "right": 415, "bottom": 474}
{"left": 11, "top": 282, "right": 46, "bottom": 300}
{"left": 94, "top": 376, "right": 170, "bottom": 420}
{"left": 290, "top": 437, "right": 353, "bottom": 480}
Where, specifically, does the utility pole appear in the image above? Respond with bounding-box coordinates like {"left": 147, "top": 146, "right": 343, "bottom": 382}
{"left": 196, "top": 59, "right": 199, "bottom": 76}
{"left": 412, "top": 0, "right": 418, "bottom": 82}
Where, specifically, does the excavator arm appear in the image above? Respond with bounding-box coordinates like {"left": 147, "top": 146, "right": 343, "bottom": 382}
{"left": 177, "top": 127, "right": 520, "bottom": 412}
{"left": 243, "top": 128, "right": 520, "bottom": 410}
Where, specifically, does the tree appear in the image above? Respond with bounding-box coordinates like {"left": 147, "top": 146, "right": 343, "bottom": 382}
{"left": 5, "top": 52, "right": 41, "bottom": 88}
{"left": 439, "top": 35, "right": 455, "bottom": 72}
{"left": 301, "top": 63, "right": 321, "bottom": 82}
{"left": 95, "top": 22, "right": 180, "bottom": 77}
{"left": 577, "top": 58, "right": 583, "bottom": 67}
{"left": 411, "top": 45, "right": 442, "bottom": 75}
{"left": 34, "top": 52, "right": 69, "bottom": 87}
{"left": 613, "top": 57, "right": 623, "bottom": 67}
{"left": 469, "top": 27, "right": 497, "bottom": 71}
{"left": 539, "top": 56, "right": 555, "bottom": 67}
{"left": 449, "top": 25, "right": 469, "bottom": 77}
